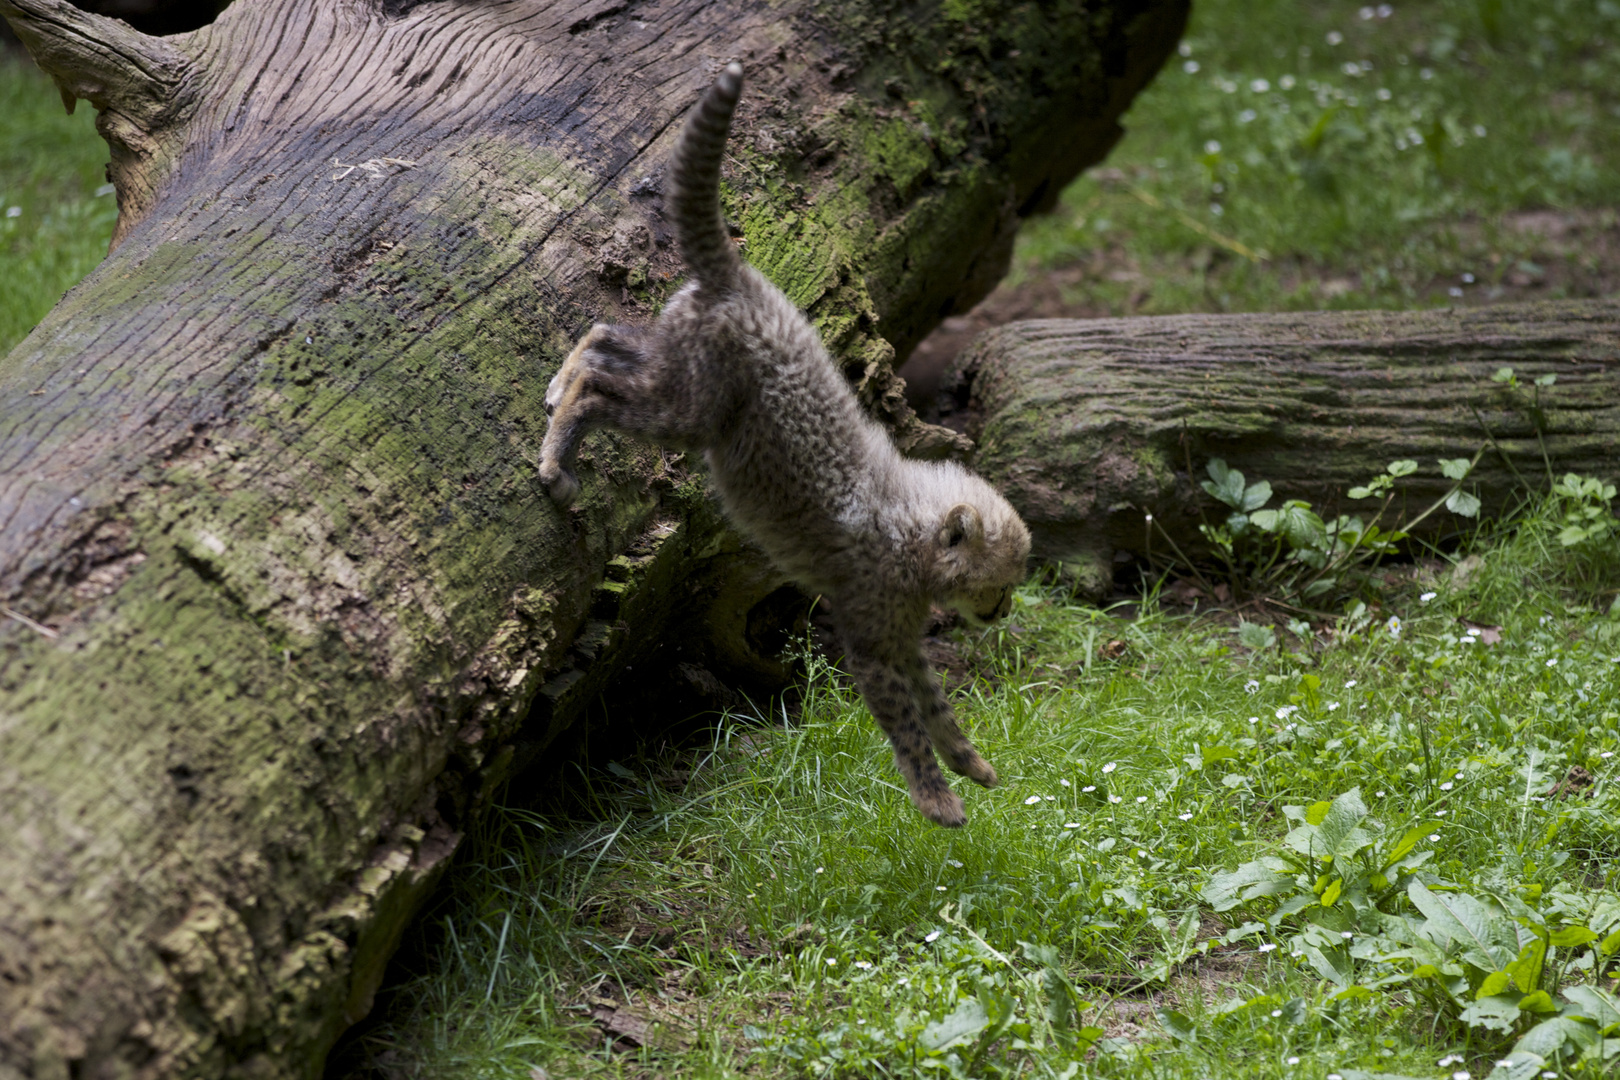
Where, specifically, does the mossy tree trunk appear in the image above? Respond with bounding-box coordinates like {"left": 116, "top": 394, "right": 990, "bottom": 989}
{"left": 944, "top": 302, "right": 1620, "bottom": 596}
{"left": 0, "top": 0, "right": 1187, "bottom": 1076}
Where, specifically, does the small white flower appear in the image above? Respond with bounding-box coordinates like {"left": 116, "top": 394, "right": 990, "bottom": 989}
{"left": 1465, "top": 628, "right": 1481, "bottom": 637}
{"left": 1377, "top": 87, "right": 1393, "bottom": 101}
{"left": 1025, "top": 795, "right": 1042, "bottom": 805}
{"left": 1276, "top": 705, "right": 1298, "bottom": 720}
{"left": 1454, "top": 1071, "right": 1471, "bottom": 1080}
{"left": 1108, "top": 795, "right": 1122, "bottom": 804}
{"left": 1137, "top": 849, "right": 1147, "bottom": 858}
{"left": 936, "top": 885, "right": 947, "bottom": 892}
{"left": 1179, "top": 42, "right": 1192, "bottom": 57}
{"left": 1436, "top": 809, "right": 1448, "bottom": 816}
{"left": 1238, "top": 109, "right": 1256, "bottom": 124}
{"left": 1345, "top": 679, "right": 1357, "bottom": 688}
{"left": 816, "top": 867, "right": 824, "bottom": 874}
{"left": 1326, "top": 30, "right": 1344, "bottom": 45}
{"left": 1375, "top": 790, "right": 1385, "bottom": 797}
{"left": 1420, "top": 67, "right": 1434, "bottom": 79}
{"left": 1184, "top": 60, "right": 1201, "bottom": 74}
{"left": 1386, "top": 615, "right": 1402, "bottom": 638}
{"left": 1270, "top": 1009, "right": 1283, "bottom": 1017}
{"left": 4, "top": 206, "right": 20, "bottom": 219}
{"left": 947, "top": 859, "right": 963, "bottom": 868}
{"left": 1438, "top": 1057, "right": 1461, "bottom": 1067}
{"left": 1542, "top": 1073, "right": 1557, "bottom": 1079}
{"left": 1258, "top": 942, "right": 1279, "bottom": 953}
{"left": 1455, "top": 772, "right": 1464, "bottom": 779}
{"left": 1462, "top": 273, "right": 1475, "bottom": 284}
{"left": 1329, "top": 1074, "right": 1344, "bottom": 1080}
{"left": 1248, "top": 716, "right": 1259, "bottom": 724}
{"left": 1210, "top": 203, "right": 1224, "bottom": 216}
{"left": 1602, "top": 751, "right": 1615, "bottom": 759}
{"left": 1546, "top": 658, "right": 1558, "bottom": 667}
{"left": 1245, "top": 679, "right": 1260, "bottom": 693}
{"left": 1473, "top": 124, "right": 1487, "bottom": 137}
{"left": 1420, "top": 591, "right": 1437, "bottom": 602}
{"left": 1495, "top": 1061, "right": 1513, "bottom": 1069}
{"left": 1359, "top": 5, "right": 1375, "bottom": 17}
{"left": 1449, "top": 287, "right": 1465, "bottom": 299}
{"left": 1440, "top": 781, "right": 1453, "bottom": 791}
{"left": 1060, "top": 779, "right": 1072, "bottom": 787}
{"left": 1205, "top": 139, "right": 1222, "bottom": 154}
{"left": 1460, "top": 637, "right": 1475, "bottom": 645}
{"left": 1287, "top": 1057, "right": 1300, "bottom": 1066}
{"left": 1280, "top": 74, "right": 1296, "bottom": 89}
{"left": 925, "top": 930, "right": 941, "bottom": 942}
{"left": 1136, "top": 796, "right": 1148, "bottom": 804}
{"left": 825, "top": 957, "right": 837, "bottom": 965}
{"left": 1250, "top": 78, "right": 1271, "bottom": 92}
{"left": 1082, "top": 785, "right": 1096, "bottom": 792}
{"left": 1327, "top": 701, "right": 1340, "bottom": 711}
{"left": 1102, "top": 762, "right": 1117, "bottom": 774}
{"left": 1178, "top": 812, "right": 1193, "bottom": 821}
{"left": 1429, "top": 833, "right": 1440, "bottom": 842}
{"left": 1065, "top": 822, "right": 1082, "bottom": 828}
{"left": 1045, "top": 795, "right": 1056, "bottom": 802}
{"left": 1378, "top": 3, "right": 1393, "bottom": 15}
{"left": 854, "top": 960, "right": 873, "bottom": 969}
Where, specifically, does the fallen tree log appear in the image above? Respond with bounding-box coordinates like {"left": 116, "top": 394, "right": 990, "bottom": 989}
{"left": 942, "top": 302, "right": 1620, "bottom": 597}
{"left": 0, "top": 0, "right": 1187, "bottom": 1076}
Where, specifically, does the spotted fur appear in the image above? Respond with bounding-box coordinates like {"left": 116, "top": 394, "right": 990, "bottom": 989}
{"left": 539, "top": 63, "right": 1031, "bottom": 826}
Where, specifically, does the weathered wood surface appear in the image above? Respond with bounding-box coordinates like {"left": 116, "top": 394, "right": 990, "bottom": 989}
{"left": 0, "top": 0, "right": 1187, "bottom": 1076}
{"left": 942, "top": 302, "right": 1620, "bottom": 594}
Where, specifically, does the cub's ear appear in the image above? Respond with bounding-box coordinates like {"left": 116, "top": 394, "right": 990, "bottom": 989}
{"left": 940, "top": 503, "right": 984, "bottom": 549}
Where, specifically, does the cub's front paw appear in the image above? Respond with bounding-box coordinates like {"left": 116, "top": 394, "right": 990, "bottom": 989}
{"left": 544, "top": 372, "right": 566, "bottom": 417}
{"left": 911, "top": 784, "right": 966, "bottom": 828}
{"left": 539, "top": 460, "right": 580, "bottom": 507}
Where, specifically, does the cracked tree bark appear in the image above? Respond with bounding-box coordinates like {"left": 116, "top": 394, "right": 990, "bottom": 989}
{"left": 942, "top": 303, "right": 1620, "bottom": 597}
{"left": 0, "top": 0, "right": 1187, "bottom": 1076}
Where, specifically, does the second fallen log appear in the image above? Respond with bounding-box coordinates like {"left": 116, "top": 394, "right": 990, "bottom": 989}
{"left": 940, "top": 301, "right": 1620, "bottom": 594}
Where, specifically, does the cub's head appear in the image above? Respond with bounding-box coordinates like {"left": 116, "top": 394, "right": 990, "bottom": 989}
{"left": 924, "top": 469, "right": 1032, "bottom": 625}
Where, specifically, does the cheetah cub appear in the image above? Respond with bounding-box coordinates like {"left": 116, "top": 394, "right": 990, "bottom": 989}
{"left": 539, "top": 63, "right": 1031, "bottom": 827}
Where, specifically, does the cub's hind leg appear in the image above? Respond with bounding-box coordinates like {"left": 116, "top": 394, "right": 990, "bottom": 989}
{"left": 907, "top": 651, "right": 998, "bottom": 789}
{"left": 539, "top": 324, "right": 648, "bottom": 506}
{"left": 842, "top": 645, "right": 965, "bottom": 827}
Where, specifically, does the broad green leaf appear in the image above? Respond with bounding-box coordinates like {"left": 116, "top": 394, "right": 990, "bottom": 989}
{"left": 1202, "top": 459, "right": 1248, "bottom": 510}
{"left": 1549, "top": 925, "right": 1600, "bottom": 948}
{"left": 1241, "top": 479, "right": 1273, "bottom": 512}
{"left": 1157, "top": 1008, "right": 1198, "bottom": 1044}
{"left": 1407, "top": 881, "right": 1515, "bottom": 971}
{"left": 1484, "top": 1051, "right": 1545, "bottom": 1080}
{"left": 1518, "top": 990, "right": 1557, "bottom": 1014}
{"left": 1320, "top": 879, "right": 1344, "bottom": 907}
{"left": 1562, "top": 985, "right": 1620, "bottom": 1031}
{"left": 920, "top": 997, "right": 990, "bottom": 1051}
{"left": 1383, "top": 821, "right": 1445, "bottom": 868}
{"left": 1513, "top": 1014, "right": 1601, "bottom": 1058}
{"left": 1284, "top": 789, "right": 1372, "bottom": 862}
{"left": 1438, "top": 458, "right": 1473, "bottom": 480}
{"left": 1558, "top": 524, "right": 1590, "bottom": 546}
{"left": 1492, "top": 366, "right": 1516, "bottom": 383}
{"left": 1387, "top": 459, "right": 1419, "bottom": 477}
{"left": 1479, "top": 971, "right": 1513, "bottom": 998}
{"left": 1348, "top": 485, "right": 1374, "bottom": 499}
{"left": 1534, "top": 373, "right": 1557, "bottom": 387}
{"left": 1446, "top": 490, "right": 1481, "bottom": 518}
{"left": 1237, "top": 621, "right": 1277, "bottom": 650}
{"left": 1505, "top": 938, "right": 1547, "bottom": 993}
{"left": 1461, "top": 993, "right": 1522, "bottom": 1032}
{"left": 1202, "top": 859, "right": 1294, "bottom": 911}
{"left": 1299, "top": 941, "right": 1354, "bottom": 988}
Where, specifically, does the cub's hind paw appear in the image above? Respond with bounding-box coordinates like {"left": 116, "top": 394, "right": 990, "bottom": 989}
{"left": 911, "top": 785, "right": 966, "bottom": 828}
{"left": 539, "top": 461, "right": 580, "bottom": 507}
{"left": 946, "top": 749, "right": 999, "bottom": 789}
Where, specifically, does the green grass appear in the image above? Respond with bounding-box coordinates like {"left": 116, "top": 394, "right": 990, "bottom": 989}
{"left": 347, "top": 487, "right": 1620, "bottom": 1079}
{"left": 0, "top": 52, "right": 117, "bottom": 354}
{"left": 1010, "top": 0, "right": 1620, "bottom": 314}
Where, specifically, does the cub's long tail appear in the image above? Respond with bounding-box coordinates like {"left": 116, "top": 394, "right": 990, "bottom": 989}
{"left": 668, "top": 62, "right": 744, "bottom": 289}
